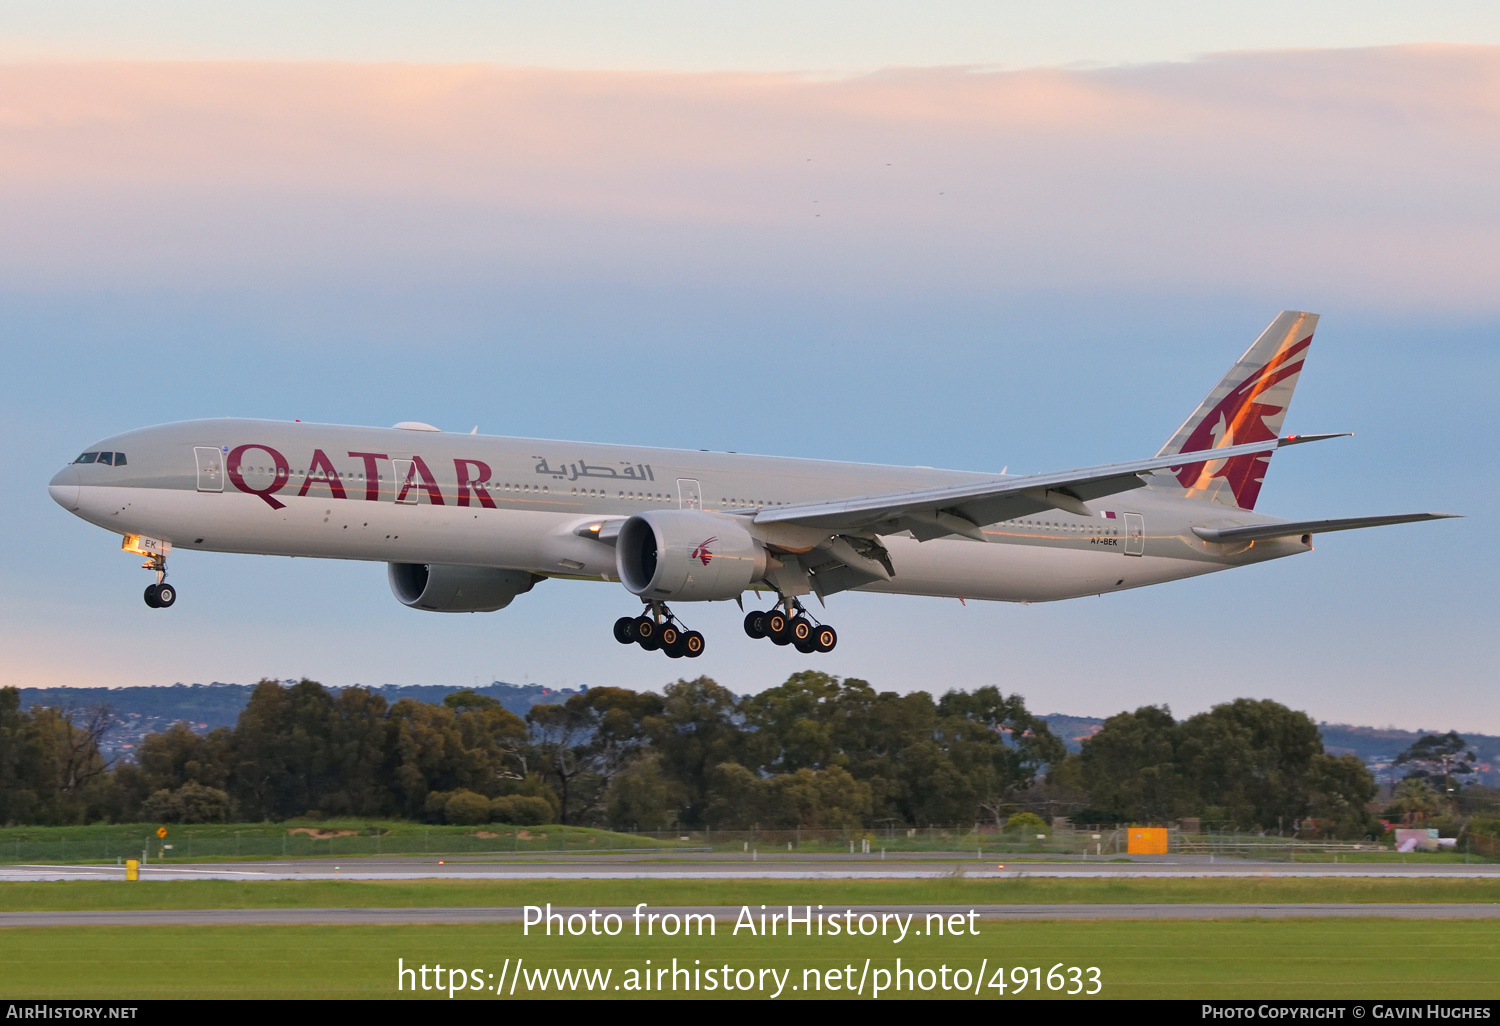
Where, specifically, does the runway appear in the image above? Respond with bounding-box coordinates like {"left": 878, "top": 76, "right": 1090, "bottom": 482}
{"left": 1, "top": 903, "right": 1497, "bottom": 927}
{"left": 2, "top": 854, "right": 1497, "bottom": 882}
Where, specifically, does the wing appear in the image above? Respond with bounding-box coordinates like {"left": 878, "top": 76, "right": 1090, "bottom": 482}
{"left": 1192, "top": 513, "right": 1459, "bottom": 543}
{"left": 752, "top": 433, "right": 1348, "bottom": 538}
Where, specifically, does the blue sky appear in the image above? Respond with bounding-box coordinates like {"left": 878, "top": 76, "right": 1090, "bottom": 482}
{"left": 0, "top": 9, "right": 1494, "bottom": 732}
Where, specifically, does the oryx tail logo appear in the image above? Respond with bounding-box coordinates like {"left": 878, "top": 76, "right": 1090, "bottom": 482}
{"left": 1172, "top": 334, "right": 1311, "bottom": 510}
{"left": 690, "top": 537, "right": 717, "bottom": 566}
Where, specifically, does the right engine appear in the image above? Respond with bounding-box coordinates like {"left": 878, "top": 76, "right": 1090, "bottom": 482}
{"left": 388, "top": 563, "right": 541, "bottom": 612}
{"left": 615, "top": 510, "right": 769, "bottom": 602}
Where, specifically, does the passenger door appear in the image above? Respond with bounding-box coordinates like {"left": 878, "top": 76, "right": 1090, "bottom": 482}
{"left": 1123, "top": 512, "right": 1145, "bottom": 556}
{"left": 194, "top": 447, "right": 224, "bottom": 492}
{"left": 677, "top": 478, "right": 702, "bottom": 511}
{"left": 393, "top": 459, "right": 419, "bottom": 505}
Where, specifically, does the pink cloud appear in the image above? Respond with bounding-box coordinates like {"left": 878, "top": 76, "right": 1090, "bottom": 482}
{"left": 0, "top": 47, "right": 1496, "bottom": 306}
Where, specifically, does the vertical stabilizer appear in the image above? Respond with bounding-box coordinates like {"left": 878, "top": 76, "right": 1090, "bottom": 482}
{"left": 1155, "top": 311, "right": 1318, "bottom": 510}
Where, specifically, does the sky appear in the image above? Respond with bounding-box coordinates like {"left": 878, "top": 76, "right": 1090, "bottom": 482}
{"left": 1, "top": 6, "right": 1495, "bottom": 732}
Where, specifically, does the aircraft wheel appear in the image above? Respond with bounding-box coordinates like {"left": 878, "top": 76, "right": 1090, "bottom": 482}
{"left": 659, "top": 624, "right": 680, "bottom": 650}
{"left": 766, "top": 610, "right": 792, "bottom": 645}
{"left": 789, "top": 616, "right": 813, "bottom": 646}
{"left": 143, "top": 584, "right": 161, "bottom": 608}
{"left": 613, "top": 616, "right": 637, "bottom": 644}
{"left": 813, "top": 625, "right": 837, "bottom": 653}
{"left": 793, "top": 635, "right": 817, "bottom": 654}
{"left": 743, "top": 610, "right": 767, "bottom": 639}
{"left": 683, "top": 631, "right": 705, "bottom": 658}
{"left": 634, "top": 617, "right": 661, "bottom": 651}
{"left": 155, "top": 583, "right": 176, "bottom": 608}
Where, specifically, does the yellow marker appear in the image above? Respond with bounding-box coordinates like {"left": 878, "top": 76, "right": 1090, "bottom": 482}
{"left": 125, "top": 859, "right": 139, "bottom": 882}
{"left": 156, "top": 827, "right": 167, "bottom": 839}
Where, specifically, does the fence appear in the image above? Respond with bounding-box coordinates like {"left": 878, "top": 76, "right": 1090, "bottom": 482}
{"left": 0, "top": 827, "right": 694, "bottom": 864}
{"left": 1468, "top": 833, "right": 1500, "bottom": 857}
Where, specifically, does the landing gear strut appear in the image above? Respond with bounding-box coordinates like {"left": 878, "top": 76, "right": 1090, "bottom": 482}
{"left": 613, "top": 602, "right": 704, "bottom": 659}
{"left": 141, "top": 553, "right": 176, "bottom": 609}
{"left": 743, "top": 597, "right": 836, "bottom": 653}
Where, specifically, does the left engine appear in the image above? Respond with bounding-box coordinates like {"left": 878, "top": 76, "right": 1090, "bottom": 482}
{"left": 388, "top": 563, "right": 541, "bottom": 612}
{"left": 615, "top": 510, "right": 768, "bottom": 601}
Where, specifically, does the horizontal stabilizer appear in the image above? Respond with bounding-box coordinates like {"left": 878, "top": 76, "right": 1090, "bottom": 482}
{"left": 1192, "top": 513, "right": 1459, "bottom": 544}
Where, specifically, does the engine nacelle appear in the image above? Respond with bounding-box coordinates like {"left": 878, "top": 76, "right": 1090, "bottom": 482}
{"left": 616, "top": 510, "right": 769, "bottom": 601}
{"left": 388, "top": 563, "right": 541, "bottom": 612}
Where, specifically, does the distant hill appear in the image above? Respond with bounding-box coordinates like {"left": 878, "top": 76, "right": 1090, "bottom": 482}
{"left": 16, "top": 681, "right": 580, "bottom": 761}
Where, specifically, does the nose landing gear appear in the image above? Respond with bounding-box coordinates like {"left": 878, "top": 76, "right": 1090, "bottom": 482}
{"left": 124, "top": 535, "right": 177, "bottom": 609}
{"left": 743, "top": 598, "right": 836, "bottom": 653}
{"left": 613, "top": 603, "right": 704, "bottom": 659}
{"left": 140, "top": 553, "right": 176, "bottom": 609}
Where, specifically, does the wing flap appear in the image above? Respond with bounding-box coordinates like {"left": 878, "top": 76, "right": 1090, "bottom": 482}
{"left": 1192, "top": 512, "right": 1458, "bottom": 543}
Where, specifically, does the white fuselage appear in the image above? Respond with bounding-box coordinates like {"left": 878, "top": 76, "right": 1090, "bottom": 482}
{"left": 49, "top": 418, "right": 1308, "bottom": 605}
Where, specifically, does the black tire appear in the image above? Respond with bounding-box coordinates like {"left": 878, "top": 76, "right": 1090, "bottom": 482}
{"left": 634, "top": 616, "right": 661, "bottom": 651}
{"left": 789, "top": 616, "right": 813, "bottom": 645}
{"left": 143, "top": 584, "right": 161, "bottom": 609}
{"left": 155, "top": 583, "right": 176, "bottom": 608}
{"left": 793, "top": 635, "right": 817, "bottom": 654}
{"left": 743, "top": 610, "right": 767, "bottom": 639}
{"left": 613, "top": 616, "right": 637, "bottom": 644}
{"left": 663, "top": 631, "right": 687, "bottom": 658}
{"left": 659, "top": 624, "right": 680, "bottom": 649}
{"left": 814, "top": 625, "right": 838, "bottom": 653}
{"left": 766, "top": 610, "right": 792, "bottom": 645}
{"left": 683, "top": 631, "right": 705, "bottom": 658}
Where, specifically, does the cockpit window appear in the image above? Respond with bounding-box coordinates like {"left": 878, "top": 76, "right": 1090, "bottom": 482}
{"left": 96, "top": 452, "right": 114, "bottom": 466}
{"left": 113, "top": 452, "right": 126, "bottom": 466}
{"left": 73, "top": 451, "right": 125, "bottom": 465}
{"left": 75, "top": 452, "right": 98, "bottom": 464}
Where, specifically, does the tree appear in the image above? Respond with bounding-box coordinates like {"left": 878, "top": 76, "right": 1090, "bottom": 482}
{"left": 759, "top": 766, "right": 871, "bottom": 830}
{"left": 1394, "top": 731, "right": 1476, "bottom": 795}
{"left": 1079, "top": 706, "right": 1194, "bottom": 823}
{"left": 137, "top": 722, "right": 233, "bottom": 794}
{"left": 141, "top": 781, "right": 230, "bottom": 824}
{"left": 527, "top": 702, "right": 593, "bottom": 825}
{"left": 606, "top": 753, "right": 684, "bottom": 831}
{"left": 1177, "top": 699, "right": 1324, "bottom": 830}
{"left": 443, "top": 789, "right": 492, "bottom": 825}
{"left": 1306, "top": 753, "right": 1378, "bottom": 838}
{"left": 643, "top": 677, "right": 744, "bottom": 826}
{"left": 936, "top": 687, "right": 1066, "bottom": 827}
{"left": 386, "top": 695, "right": 523, "bottom": 818}
{"left": 1388, "top": 777, "right": 1442, "bottom": 822}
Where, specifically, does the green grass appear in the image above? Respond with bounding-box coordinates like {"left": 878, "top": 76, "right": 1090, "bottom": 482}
{"left": 1291, "top": 851, "right": 1491, "bottom": 863}
{"left": 0, "top": 821, "right": 690, "bottom": 863}
{"left": 0, "top": 920, "right": 1494, "bottom": 999}
{"left": 4, "top": 876, "right": 1500, "bottom": 911}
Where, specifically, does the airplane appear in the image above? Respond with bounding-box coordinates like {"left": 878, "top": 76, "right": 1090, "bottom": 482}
{"left": 48, "top": 311, "right": 1454, "bottom": 658}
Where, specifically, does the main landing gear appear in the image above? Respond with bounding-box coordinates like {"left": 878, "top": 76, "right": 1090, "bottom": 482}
{"left": 743, "top": 600, "right": 837, "bottom": 654}
{"left": 613, "top": 603, "right": 705, "bottom": 659}
{"left": 141, "top": 553, "right": 176, "bottom": 609}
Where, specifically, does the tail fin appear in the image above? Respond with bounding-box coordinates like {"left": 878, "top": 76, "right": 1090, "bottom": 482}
{"left": 1155, "top": 311, "right": 1318, "bottom": 510}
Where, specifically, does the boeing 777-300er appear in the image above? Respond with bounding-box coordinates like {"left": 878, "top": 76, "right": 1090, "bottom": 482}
{"left": 49, "top": 312, "right": 1455, "bottom": 658}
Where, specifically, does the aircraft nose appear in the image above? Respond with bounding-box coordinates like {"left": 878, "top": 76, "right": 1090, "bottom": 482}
{"left": 49, "top": 465, "right": 80, "bottom": 511}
